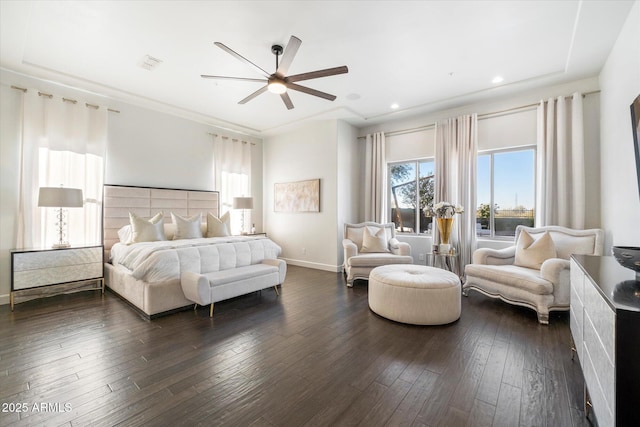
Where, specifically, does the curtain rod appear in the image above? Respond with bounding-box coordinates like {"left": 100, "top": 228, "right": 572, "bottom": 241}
{"left": 10, "top": 85, "right": 120, "bottom": 113}
{"left": 208, "top": 132, "right": 255, "bottom": 146}
{"left": 358, "top": 90, "right": 600, "bottom": 140}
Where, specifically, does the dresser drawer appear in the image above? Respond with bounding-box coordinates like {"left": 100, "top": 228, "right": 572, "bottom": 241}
{"left": 13, "top": 247, "right": 102, "bottom": 271}
{"left": 13, "top": 262, "right": 103, "bottom": 290}
{"left": 583, "top": 342, "right": 614, "bottom": 427}
{"left": 583, "top": 278, "right": 616, "bottom": 365}
{"left": 584, "top": 310, "right": 615, "bottom": 415}
{"left": 570, "top": 258, "right": 584, "bottom": 305}
{"left": 570, "top": 306, "right": 583, "bottom": 361}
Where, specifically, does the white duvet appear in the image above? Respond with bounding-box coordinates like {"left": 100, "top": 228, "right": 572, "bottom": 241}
{"left": 110, "top": 236, "right": 280, "bottom": 283}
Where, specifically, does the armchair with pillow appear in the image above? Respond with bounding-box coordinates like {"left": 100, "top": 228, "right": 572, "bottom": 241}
{"left": 463, "top": 225, "right": 604, "bottom": 324}
{"left": 343, "top": 222, "right": 413, "bottom": 286}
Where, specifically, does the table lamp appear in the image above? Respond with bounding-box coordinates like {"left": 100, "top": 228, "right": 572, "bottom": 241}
{"left": 233, "top": 196, "right": 253, "bottom": 235}
{"left": 38, "top": 186, "right": 84, "bottom": 248}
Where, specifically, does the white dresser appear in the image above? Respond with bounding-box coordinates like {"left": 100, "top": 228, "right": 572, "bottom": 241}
{"left": 11, "top": 245, "right": 103, "bottom": 310}
{"left": 570, "top": 255, "right": 640, "bottom": 427}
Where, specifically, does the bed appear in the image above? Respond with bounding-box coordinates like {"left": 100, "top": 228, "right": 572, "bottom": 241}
{"left": 103, "top": 184, "right": 284, "bottom": 318}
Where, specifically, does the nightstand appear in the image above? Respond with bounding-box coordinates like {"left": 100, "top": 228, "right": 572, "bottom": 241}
{"left": 10, "top": 245, "right": 104, "bottom": 310}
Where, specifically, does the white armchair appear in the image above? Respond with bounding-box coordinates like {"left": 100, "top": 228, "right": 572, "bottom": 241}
{"left": 463, "top": 225, "right": 604, "bottom": 324}
{"left": 343, "top": 222, "right": 413, "bottom": 286}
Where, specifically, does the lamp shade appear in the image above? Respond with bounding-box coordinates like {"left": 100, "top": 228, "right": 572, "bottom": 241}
{"left": 38, "top": 187, "right": 84, "bottom": 208}
{"left": 233, "top": 196, "right": 253, "bottom": 209}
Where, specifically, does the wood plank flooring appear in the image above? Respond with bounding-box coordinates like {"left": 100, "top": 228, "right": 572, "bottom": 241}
{"left": 0, "top": 265, "right": 594, "bottom": 426}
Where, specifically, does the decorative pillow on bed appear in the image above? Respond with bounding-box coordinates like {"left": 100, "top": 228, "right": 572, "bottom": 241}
{"left": 117, "top": 225, "right": 132, "bottom": 244}
{"left": 361, "top": 226, "right": 390, "bottom": 253}
{"left": 207, "top": 212, "right": 231, "bottom": 237}
{"left": 171, "top": 212, "right": 203, "bottom": 240}
{"left": 514, "top": 230, "right": 557, "bottom": 269}
{"left": 129, "top": 212, "right": 166, "bottom": 243}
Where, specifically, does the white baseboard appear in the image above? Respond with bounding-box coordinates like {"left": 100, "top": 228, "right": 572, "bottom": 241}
{"left": 281, "top": 258, "right": 342, "bottom": 273}
{"left": 0, "top": 294, "right": 9, "bottom": 306}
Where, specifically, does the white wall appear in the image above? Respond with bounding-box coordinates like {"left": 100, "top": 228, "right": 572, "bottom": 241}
{"left": 0, "top": 70, "right": 263, "bottom": 304}
{"left": 106, "top": 104, "right": 215, "bottom": 190}
{"left": 336, "top": 120, "right": 362, "bottom": 265}
{"left": 599, "top": 1, "right": 640, "bottom": 251}
{"left": 264, "top": 120, "right": 341, "bottom": 271}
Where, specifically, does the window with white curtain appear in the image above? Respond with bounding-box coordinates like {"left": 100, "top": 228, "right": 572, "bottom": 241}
{"left": 18, "top": 90, "right": 107, "bottom": 249}
{"left": 38, "top": 149, "right": 104, "bottom": 246}
{"left": 212, "top": 136, "right": 252, "bottom": 235}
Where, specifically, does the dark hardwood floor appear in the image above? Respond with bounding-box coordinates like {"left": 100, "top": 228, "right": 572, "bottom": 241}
{"left": 0, "top": 265, "right": 593, "bottom": 427}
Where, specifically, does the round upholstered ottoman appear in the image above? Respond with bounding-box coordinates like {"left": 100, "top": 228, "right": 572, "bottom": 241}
{"left": 368, "top": 264, "right": 461, "bottom": 325}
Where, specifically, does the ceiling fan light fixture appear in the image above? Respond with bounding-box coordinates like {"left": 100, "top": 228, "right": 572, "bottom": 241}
{"left": 268, "top": 80, "right": 287, "bottom": 94}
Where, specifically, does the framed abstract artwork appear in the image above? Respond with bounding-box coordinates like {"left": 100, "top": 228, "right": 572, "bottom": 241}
{"left": 274, "top": 179, "right": 320, "bottom": 212}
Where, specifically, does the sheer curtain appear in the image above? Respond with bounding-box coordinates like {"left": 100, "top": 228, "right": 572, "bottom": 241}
{"left": 18, "top": 89, "right": 107, "bottom": 249}
{"left": 536, "top": 92, "right": 585, "bottom": 228}
{"left": 434, "top": 114, "right": 478, "bottom": 270}
{"left": 212, "top": 135, "right": 252, "bottom": 234}
{"left": 364, "top": 132, "right": 386, "bottom": 223}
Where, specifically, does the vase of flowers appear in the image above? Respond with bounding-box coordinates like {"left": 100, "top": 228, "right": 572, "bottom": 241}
{"left": 424, "top": 202, "right": 464, "bottom": 253}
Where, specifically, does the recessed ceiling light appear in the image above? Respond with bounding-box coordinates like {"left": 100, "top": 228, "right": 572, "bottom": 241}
{"left": 391, "top": 103, "right": 399, "bottom": 109}
{"left": 492, "top": 76, "right": 504, "bottom": 84}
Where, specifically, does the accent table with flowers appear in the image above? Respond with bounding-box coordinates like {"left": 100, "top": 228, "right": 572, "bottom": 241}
{"left": 423, "top": 201, "right": 464, "bottom": 254}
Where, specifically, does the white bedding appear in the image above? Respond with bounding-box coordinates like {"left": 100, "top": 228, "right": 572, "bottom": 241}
{"left": 110, "top": 236, "right": 281, "bottom": 283}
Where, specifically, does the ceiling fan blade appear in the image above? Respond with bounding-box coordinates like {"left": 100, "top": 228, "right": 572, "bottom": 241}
{"left": 286, "top": 83, "right": 337, "bottom": 101}
{"left": 201, "top": 75, "right": 267, "bottom": 83}
{"left": 276, "top": 35, "right": 302, "bottom": 77}
{"left": 214, "top": 42, "right": 271, "bottom": 78}
{"left": 280, "top": 92, "right": 294, "bottom": 110}
{"left": 238, "top": 86, "right": 269, "bottom": 104}
{"left": 286, "top": 66, "right": 349, "bottom": 83}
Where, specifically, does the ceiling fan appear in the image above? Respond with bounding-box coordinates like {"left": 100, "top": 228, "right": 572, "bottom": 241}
{"left": 201, "top": 35, "right": 348, "bottom": 110}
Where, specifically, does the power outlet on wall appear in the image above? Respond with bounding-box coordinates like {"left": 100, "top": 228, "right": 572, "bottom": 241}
{"left": 302, "top": 247, "right": 307, "bottom": 255}
{"left": 419, "top": 253, "right": 425, "bottom": 261}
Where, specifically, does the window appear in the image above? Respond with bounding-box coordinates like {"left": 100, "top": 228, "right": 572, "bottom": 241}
{"left": 38, "top": 148, "right": 104, "bottom": 246}
{"left": 389, "top": 159, "right": 435, "bottom": 234}
{"left": 477, "top": 147, "right": 535, "bottom": 238}
{"left": 213, "top": 137, "right": 252, "bottom": 235}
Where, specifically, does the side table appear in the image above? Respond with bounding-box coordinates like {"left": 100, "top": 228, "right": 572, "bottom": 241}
{"left": 426, "top": 252, "right": 460, "bottom": 276}
{"left": 10, "top": 245, "right": 104, "bottom": 310}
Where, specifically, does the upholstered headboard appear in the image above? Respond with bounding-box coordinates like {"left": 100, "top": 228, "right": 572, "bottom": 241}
{"left": 102, "top": 184, "right": 220, "bottom": 258}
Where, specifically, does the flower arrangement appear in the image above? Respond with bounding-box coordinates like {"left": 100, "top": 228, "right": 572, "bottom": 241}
{"left": 424, "top": 201, "right": 464, "bottom": 218}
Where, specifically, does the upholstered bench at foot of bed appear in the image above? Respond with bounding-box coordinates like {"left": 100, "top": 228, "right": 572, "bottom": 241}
{"left": 180, "top": 259, "right": 287, "bottom": 317}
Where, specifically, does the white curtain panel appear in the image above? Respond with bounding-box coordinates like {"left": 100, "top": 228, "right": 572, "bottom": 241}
{"left": 212, "top": 135, "right": 251, "bottom": 233}
{"left": 364, "top": 132, "right": 387, "bottom": 223}
{"left": 17, "top": 89, "right": 107, "bottom": 248}
{"left": 535, "top": 92, "right": 585, "bottom": 228}
{"left": 434, "top": 114, "right": 478, "bottom": 270}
